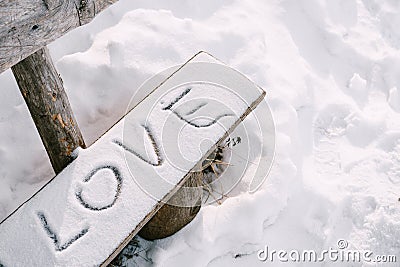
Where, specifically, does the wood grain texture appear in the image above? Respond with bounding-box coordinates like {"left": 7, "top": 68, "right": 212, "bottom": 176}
{"left": 0, "top": 0, "right": 118, "bottom": 74}
{"left": 11, "top": 47, "right": 85, "bottom": 174}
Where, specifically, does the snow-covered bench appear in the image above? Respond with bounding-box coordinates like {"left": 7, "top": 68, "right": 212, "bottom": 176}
{"left": 0, "top": 52, "right": 265, "bottom": 266}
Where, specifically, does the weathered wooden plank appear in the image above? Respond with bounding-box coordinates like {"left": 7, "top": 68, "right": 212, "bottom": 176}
{"left": 0, "top": 52, "right": 265, "bottom": 266}
{"left": 0, "top": 0, "right": 118, "bottom": 74}
{"left": 11, "top": 46, "right": 85, "bottom": 174}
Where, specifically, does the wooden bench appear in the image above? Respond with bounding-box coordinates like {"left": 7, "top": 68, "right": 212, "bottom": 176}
{"left": 0, "top": 51, "right": 265, "bottom": 266}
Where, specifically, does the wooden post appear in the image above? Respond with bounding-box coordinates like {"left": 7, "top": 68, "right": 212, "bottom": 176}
{"left": 137, "top": 171, "right": 203, "bottom": 240}
{"left": 11, "top": 47, "right": 85, "bottom": 174}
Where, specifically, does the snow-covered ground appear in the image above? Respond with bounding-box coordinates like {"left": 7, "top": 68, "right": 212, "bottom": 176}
{"left": 0, "top": 0, "right": 399, "bottom": 266}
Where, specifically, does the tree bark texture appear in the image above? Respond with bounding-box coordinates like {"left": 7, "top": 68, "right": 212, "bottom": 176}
{"left": 11, "top": 46, "right": 85, "bottom": 174}
{"left": 0, "top": 0, "right": 118, "bottom": 74}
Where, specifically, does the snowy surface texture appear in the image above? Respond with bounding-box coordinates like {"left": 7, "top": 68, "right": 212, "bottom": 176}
{"left": 0, "top": 53, "right": 264, "bottom": 266}
{"left": 0, "top": 0, "right": 400, "bottom": 266}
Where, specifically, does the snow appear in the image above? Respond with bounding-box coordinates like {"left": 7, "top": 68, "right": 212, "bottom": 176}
{"left": 0, "top": 53, "right": 264, "bottom": 266}
{"left": 1, "top": 0, "right": 400, "bottom": 266}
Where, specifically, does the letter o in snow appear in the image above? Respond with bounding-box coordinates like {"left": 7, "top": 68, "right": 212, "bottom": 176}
{"left": 75, "top": 165, "right": 122, "bottom": 211}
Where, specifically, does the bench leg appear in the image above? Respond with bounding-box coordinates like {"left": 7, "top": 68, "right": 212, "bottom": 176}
{"left": 11, "top": 46, "right": 85, "bottom": 174}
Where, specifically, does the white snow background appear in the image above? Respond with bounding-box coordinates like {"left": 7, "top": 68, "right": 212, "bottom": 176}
{"left": 0, "top": 0, "right": 399, "bottom": 266}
